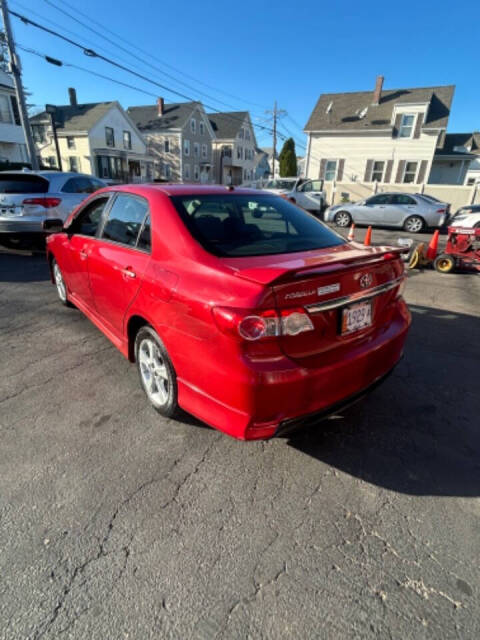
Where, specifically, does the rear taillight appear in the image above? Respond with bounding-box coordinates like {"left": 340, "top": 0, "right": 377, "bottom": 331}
{"left": 212, "top": 307, "right": 314, "bottom": 341}
{"left": 436, "top": 208, "right": 446, "bottom": 214}
{"left": 23, "top": 197, "right": 61, "bottom": 208}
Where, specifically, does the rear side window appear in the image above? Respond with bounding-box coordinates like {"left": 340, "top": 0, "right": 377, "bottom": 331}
{"left": 62, "top": 177, "right": 94, "bottom": 194}
{"left": 101, "top": 194, "right": 149, "bottom": 247}
{"left": 392, "top": 194, "right": 416, "bottom": 205}
{"left": 0, "top": 174, "right": 49, "bottom": 194}
{"left": 170, "top": 194, "right": 344, "bottom": 257}
{"left": 69, "top": 197, "right": 110, "bottom": 237}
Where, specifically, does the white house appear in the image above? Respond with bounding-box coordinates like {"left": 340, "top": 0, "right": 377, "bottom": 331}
{"left": 30, "top": 88, "right": 153, "bottom": 181}
{"left": 0, "top": 70, "right": 28, "bottom": 165}
{"left": 304, "top": 77, "right": 460, "bottom": 187}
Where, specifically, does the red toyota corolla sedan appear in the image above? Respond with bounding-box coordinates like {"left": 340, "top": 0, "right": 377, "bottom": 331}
{"left": 45, "top": 184, "right": 410, "bottom": 440}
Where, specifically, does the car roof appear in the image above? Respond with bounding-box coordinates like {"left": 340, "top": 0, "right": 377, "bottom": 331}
{"left": 0, "top": 170, "right": 100, "bottom": 180}
{"left": 98, "top": 183, "right": 267, "bottom": 197}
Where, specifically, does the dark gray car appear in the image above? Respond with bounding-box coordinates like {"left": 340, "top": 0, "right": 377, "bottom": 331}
{"left": 325, "top": 192, "right": 449, "bottom": 233}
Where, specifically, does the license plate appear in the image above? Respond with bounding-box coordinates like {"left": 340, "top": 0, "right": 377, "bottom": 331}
{"left": 341, "top": 301, "right": 372, "bottom": 335}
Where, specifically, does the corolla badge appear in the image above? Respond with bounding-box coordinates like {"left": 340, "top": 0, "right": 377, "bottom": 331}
{"left": 359, "top": 273, "right": 373, "bottom": 288}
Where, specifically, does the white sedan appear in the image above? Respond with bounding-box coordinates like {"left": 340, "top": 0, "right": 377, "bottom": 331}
{"left": 450, "top": 204, "right": 480, "bottom": 229}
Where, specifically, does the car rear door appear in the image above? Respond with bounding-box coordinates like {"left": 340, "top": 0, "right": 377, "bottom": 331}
{"left": 359, "top": 194, "right": 392, "bottom": 225}
{"left": 386, "top": 194, "right": 418, "bottom": 226}
{"left": 87, "top": 193, "right": 151, "bottom": 336}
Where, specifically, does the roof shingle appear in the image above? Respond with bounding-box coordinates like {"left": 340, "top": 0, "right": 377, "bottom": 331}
{"left": 30, "top": 102, "right": 114, "bottom": 132}
{"left": 126, "top": 102, "right": 199, "bottom": 132}
{"left": 208, "top": 111, "right": 249, "bottom": 139}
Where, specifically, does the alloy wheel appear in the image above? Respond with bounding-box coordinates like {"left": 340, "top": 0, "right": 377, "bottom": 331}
{"left": 404, "top": 216, "right": 423, "bottom": 233}
{"left": 53, "top": 261, "right": 67, "bottom": 302}
{"left": 138, "top": 337, "right": 170, "bottom": 407}
{"left": 335, "top": 211, "right": 351, "bottom": 227}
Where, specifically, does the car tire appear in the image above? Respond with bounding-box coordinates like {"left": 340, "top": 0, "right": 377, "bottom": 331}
{"left": 474, "top": 222, "right": 480, "bottom": 229}
{"left": 403, "top": 216, "right": 425, "bottom": 233}
{"left": 334, "top": 210, "right": 352, "bottom": 227}
{"left": 135, "top": 326, "right": 179, "bottom": 418}
{"left": 52, "top": 258, "right": 72, "bottom": 307}
{"left": 434, "top": 254, "right": 455, "bottom": 274}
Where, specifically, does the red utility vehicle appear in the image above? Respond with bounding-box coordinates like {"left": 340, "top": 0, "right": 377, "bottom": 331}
{"left": 434, "top": 226, "right": 480, "bottom": 273}
{"left": 45, "top": 185, "right": 410, "bottom": 440}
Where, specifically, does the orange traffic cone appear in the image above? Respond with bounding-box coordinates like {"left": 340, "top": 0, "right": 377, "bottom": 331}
{"left": 347, "top": 223, "right": 355, "bottom": 241}
{"left": 364, "top": 226, "right": 372, "bottom": 246}
{"left": 426, "top": 230, "right": 440, "bottom": 260}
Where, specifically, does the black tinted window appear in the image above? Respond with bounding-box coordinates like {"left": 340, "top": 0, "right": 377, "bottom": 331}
{"left": 0, "top": 174, "right": 48, "bottom": 194}
{"left": 101, "top": 194, "right": 148, "bottom": 247}
{"left": 137, "top": 215, "right": 151, "bottom": 252}
{"left": 70, "top": 197, "right": 109, "bottom": 236}
{"left": 392, "top": 194, "right": 416, "bottom": 205}
{"left": 62, "top": 177, "right": 92, "bottom": 194}
{"left": 366, "top": 194, "right": 391, "bottom": 205}
{"left": 170, "top": 194, "right": 344, "bottom": 257}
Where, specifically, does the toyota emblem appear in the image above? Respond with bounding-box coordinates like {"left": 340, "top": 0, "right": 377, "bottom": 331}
{"left": 359, "top": 273, "right": 373, "bottom": 288}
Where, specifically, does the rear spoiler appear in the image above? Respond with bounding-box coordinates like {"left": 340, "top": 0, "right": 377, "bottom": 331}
{"left": 232, "top": 246, "right": 408, "bottom": 286}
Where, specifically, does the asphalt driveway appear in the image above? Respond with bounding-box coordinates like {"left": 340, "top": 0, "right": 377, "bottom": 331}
{"left": 0, "top": 236, "right": 479, "bottom": 639}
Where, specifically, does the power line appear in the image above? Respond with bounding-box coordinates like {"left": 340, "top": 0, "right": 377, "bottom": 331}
{"left": 41, "top": 0, "right": 270, "bottom": 112}
{"left": 9, "top": 8, "right": 281, "bottom": 140}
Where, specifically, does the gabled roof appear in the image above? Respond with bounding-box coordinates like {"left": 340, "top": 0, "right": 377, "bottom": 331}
{"left": 441, "top": 132, "right": 480, "bottom": 154}
{"left": 127, "top": 102, "right": 199, "bottom": 132}
{"left": 305, "top": 85, "right": 455, "bottom": 132}
{"left": 30, "top": 102, "right": 115, "bottom": 132}
{"left": 208, "top": 111, "right": 249, "bottom": 139}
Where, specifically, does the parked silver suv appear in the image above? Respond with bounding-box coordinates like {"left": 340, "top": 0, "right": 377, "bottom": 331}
{"left": 325, "top": 192, "right": 449, "bottom": 233}
{"left": 0, "top": 170, "right": 106, "bottom": 245}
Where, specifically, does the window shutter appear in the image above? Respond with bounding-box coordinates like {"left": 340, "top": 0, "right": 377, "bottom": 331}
{"left": 395, "top": 160, "right": 406, "bottom": 183}
{"left": 319, "top": 159, "right": 326, "bottom": 179}
{"left": 364, "top": 159, "right": 373, "bottom": 182}
{"left": 384, "top": 159, "right": 393, "bottom": 183}
{"left": 417, "top": 159, "right": 428, "bottom": 184}
{"left": 413, "top": 114, "right": 423, "bottom": 139}
{"left": 392, "top": 113, "right": 402, "bottom": 138}
{"left": 336, "top": 159, "right": 345, "bottom": 181}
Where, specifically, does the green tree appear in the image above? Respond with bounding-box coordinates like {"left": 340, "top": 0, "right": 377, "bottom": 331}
{"left": 278, "top": 138, "right": 297, "bottom": 177}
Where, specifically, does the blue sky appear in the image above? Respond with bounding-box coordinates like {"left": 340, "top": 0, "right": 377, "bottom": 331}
{"left": 9, "top": 0, "right": 480, "bottom": 152}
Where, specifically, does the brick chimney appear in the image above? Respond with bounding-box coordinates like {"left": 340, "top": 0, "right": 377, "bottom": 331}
{"left": 157, "top": 97, "right": 164, "bottom": 117}
{"left": 68, "top": 87, "right": 77, "bottom": 107}
{"left": 372, "top": 75, "right": 384, "bottom": 105}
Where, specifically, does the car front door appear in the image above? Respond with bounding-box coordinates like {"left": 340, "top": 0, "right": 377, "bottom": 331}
{"left": 61, "top": 196, "right": 112, "bottom": 309}
{"left": 88, "top": 193, "right": 151, "bottom": 336}
{"left": 387, "top": 194, "right": 418, "bottom": 227}
{"left": 357, "top": 194, "right": 393, "bottom": 225}
{"left": 295, "top": 180, "right": 324, "bottom": 214}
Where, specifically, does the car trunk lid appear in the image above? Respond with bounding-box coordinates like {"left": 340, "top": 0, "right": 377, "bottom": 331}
{"left": 0, "top": 173, "right": 50, "bottom": 216}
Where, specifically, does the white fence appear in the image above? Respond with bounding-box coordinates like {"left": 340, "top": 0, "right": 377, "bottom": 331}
{"left": 324, "top": 181, "right": 480, "bottom": 212}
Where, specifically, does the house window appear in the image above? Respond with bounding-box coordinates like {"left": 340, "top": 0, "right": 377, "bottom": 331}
{"left": 47, "top": 156, "right": 56, "bottom": 167}
{"left": 0, "top": 94, "right": 12, "bottom": 123}
{"left": 165, "top": 164, "right": 171, "bottom": 179}
{"left": 246, "top": 129, "right": 250, "bottom": 141}
{"left": 194, "top": 142, "right": 199, "bottom": 157}
{"left": 32, "top": 125, "right": 46, "bottom": 143}
{"left": 243, "top": 168, "right": 247, "bottom": 180}
{"left": 199, "top": 121, "right": 205, "bottom": 135}
{"left": 190, "top": 119, "right": 196, "bottom": 134}
{"left": 123, "top": 130, "right": 132, "bottom": 150}
{"left": 184, "top": 164, "right": 190, "bottom": 179}
{"left": 97, "top": 156, "right": 124, "bottom": 180}
{"left": 238, "top": 128, "right": 244, "bottom": 139}
{"left": 466, "top": 177, "right": 475, "bottom": 186}
{"left": 201, "top": 143, "right": 207, "bottom": 159}
{"left": 372, "top": 161, "right": 385, "bottom": 182}
{"left": 105, "top": 127, "right": 115, "bottom": 147}
{"left": 69, "top": 156, "right": 79, "bottom": 172}
{"left": 325, "top": 160, "right": 337, "bottom": 181}
{"left": 67, "top": 136, "right": 75, "bottom": 149}
{"left": 194, "top": 165, "right": 199, "bottom": 181}
{"left": 164, "top": 139, "right": 169, "bottom": 153}
{"left": 184, "top": 139, "right": 190, "bottom": 156}
{"left": 237, "top": 146, "right": 243, "bottom": 160}
{"left": 399, "top": 114, "right": 415, "bottom": 138}
{"left": 403, "top": 161, "right": 418, "bottom": 183}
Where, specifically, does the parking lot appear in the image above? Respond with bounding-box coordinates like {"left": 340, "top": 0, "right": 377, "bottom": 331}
{"left": 1, "top": 227, "right": 479, "bottom": 639}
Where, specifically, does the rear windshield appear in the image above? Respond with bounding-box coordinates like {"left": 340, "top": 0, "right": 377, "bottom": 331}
{"left": 265, "top": 180, "right": 296, "bottom": 190}
{"left": 170, "top": 193, "right": 345, "bottom": 257}
{"left": 0, "top": 174, "right": 49, "bottom": 194}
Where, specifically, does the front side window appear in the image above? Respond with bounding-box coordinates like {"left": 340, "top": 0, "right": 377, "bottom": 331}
{"left": 403, "top": 162, "right": 418, "bottom": 183}
{"left": 69, "top": 197, "right": 110, "bottom": 237}
{"left": 190, "top": 118, "right": 196, "bottom": 134}
{"left": 101, "top": 194, "right": 149, "bottom": 247}
{"left": 67, "top": 136, "right": 75, "bottom": 149}
{"left": 170, "top": 193, "right": 345, "bottom": 257}
{"left": 69, "top": 156, "right": 79, "bottom": 172}
{"left": 184, "top": 139, "right": 190, "bottom": 156}
{"left": 105, "top": 127, "right": 115, "bottom": 147}
{"left": 325, "top": 160, "right": 337, "bottom": 181}
{"left": 366, "top": 194, "right": 391, "bottom": 206}
{"left": 372, "top": 161, "right": 385, "bottom": 182}
{"left": 123, "top": 130, "right": 132, "bottom": 150}
{"left": 399, "top": 114, "right": 415, "bottom": 138}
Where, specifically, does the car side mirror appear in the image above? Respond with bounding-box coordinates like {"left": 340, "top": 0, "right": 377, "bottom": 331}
{"left": 43, "top": 218, "right": 64, "bottom": 233}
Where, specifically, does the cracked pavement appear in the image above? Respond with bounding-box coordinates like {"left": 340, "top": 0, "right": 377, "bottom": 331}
{"left": 0, "top": 230, "right": 479, "bottom": 639}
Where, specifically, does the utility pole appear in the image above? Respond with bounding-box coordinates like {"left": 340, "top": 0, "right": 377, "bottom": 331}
{"left": 266, "top": 101, "right": 286, "bottom": 178}
{"left": 0, "top": 0, "right": 38, "bottom": 169}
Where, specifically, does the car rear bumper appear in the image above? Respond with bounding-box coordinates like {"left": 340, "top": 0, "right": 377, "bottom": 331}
{"left": 178, "top": 299, "right": 411, "bottom": 440}
{"left": 0, "top": 215, "right": 46, "bottom": 234}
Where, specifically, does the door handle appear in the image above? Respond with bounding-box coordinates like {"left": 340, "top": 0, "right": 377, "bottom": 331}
{"left": 79, "top": 250, "right": 88, "bottom": 259}
{"left": 121, "top": 267, "right": 136, "bottom": 279}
